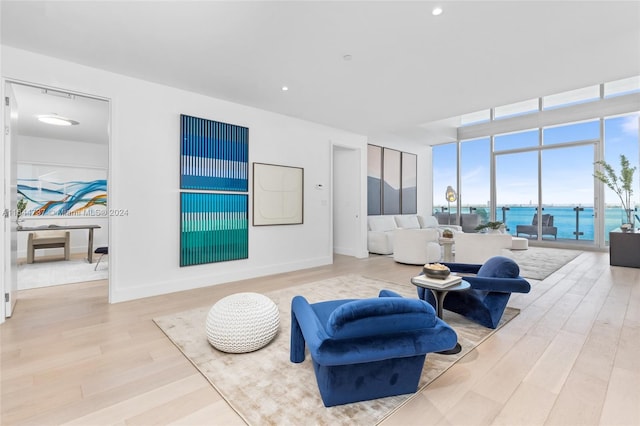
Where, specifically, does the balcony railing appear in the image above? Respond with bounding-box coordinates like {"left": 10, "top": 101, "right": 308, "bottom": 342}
{"left": 433, "top": 205, "right": 638, "bottom": 242}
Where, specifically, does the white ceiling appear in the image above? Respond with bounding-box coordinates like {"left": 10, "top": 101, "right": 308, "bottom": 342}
{"left": 2, "top": 1, "right": 639, "bottom": 145}
{"left": 10, "top": 83, "right": 109, "bottom": 144}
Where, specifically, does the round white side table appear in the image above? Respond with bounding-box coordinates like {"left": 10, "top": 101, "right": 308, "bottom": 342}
{"left": 206, "top": 292, "right": 280, "bottom": 353}
{"left": 438, "top": 237, "right": 455, "bottom": 262}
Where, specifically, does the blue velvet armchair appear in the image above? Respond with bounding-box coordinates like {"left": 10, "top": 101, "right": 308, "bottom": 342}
{"left": 290, "top": 290, "right": 457, "bottom": 407}
{"left": 417, "top": 256, "right": 531, "bottom": 329}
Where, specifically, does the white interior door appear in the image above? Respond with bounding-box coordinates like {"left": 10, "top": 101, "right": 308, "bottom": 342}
{"left": 4, "top": 82, "right": 18, "bottom": 317}
{"left": 332, "top": 145, "right": 361, "bottom": 257}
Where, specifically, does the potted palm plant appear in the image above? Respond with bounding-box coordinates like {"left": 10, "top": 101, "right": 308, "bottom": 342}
{"left": 474, "top": 221, "right": 504, "bottom": 233}
{"left": 594, "top": 154, "right": 637, "bottom": 229}
{"left": 16, "top": 198, "right": 27, "bottom": 227}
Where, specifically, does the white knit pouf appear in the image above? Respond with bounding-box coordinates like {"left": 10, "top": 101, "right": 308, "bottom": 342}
{"left": 206, "top": 292, "right": 280, "bottom": 353}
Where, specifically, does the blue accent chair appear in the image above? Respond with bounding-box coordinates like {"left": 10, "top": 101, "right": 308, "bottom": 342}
{"left": 290, "top": 289, "right": 457, "bottom": 407}
{"left": 417, "top": 256, "right": 531, "bottom": 329}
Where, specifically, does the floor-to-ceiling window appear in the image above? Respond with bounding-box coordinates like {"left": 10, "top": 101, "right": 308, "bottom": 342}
{"left": 603, "top": 114, "right": 640, "bottom": 239}
{"left": 541, "top": 121, "right": 599, "bottom": 244}
{"left": 495, "top": 149, "right": 539, "bottom": 234}
{"left": 432, "top": 143, "right": 458, "bottom": 225}
{"left": 494, "top": 129, "right": 540, "bottom": 235}
{"left": 539, "top": 143, "right": 596, "bottom": 243}
{"left": 432, "top": 76, "right": 640, "bottom": 249}
{"left": 460, "top": 137, "right": 490, "bottom": 230}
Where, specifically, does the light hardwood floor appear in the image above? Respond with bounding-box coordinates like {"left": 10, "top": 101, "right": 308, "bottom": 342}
{"left": 1, "top": 251, "right": 638, "bottom": 425}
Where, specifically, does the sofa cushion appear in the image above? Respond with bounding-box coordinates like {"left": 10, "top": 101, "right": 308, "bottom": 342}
{"left": 394, "top": 215, "right": 421, "bottom": 229}
{"left": 368, "top": 216, "right": 397, "bottom": 232}
{"left": 477, "top": 256, "right": 520, "bottom": 278}
{"left": 421, "top": 215, "right": 439, "bottom": 228}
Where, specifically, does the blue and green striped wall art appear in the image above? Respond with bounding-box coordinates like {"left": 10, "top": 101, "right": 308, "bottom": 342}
{"left": 180, "top": 192, "right": 248, "bottom": 266}
{"left": 180, "top": 114, "right": 249, "bottom": 191}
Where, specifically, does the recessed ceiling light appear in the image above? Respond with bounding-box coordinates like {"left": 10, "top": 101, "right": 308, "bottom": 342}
{"left": 37, "top": 114, "right": 79, "bottom": 126}
{"left": 432, "top": 7, "right": 443, "bottom": 16}
{"left": 282, "top": 86, "right": 289, "bottom": 91}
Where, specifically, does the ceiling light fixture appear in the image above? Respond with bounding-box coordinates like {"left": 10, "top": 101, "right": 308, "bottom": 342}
{"left": 37, "top": 114, "right": 79, "bottom": 126}
{"left": 41, "top": 88, "right": 75, "bottom": 100}
{"left": 282, "top": 86, "right": 289, "bottom": 91}
{"left": 432, "top": 6, "right": 443, "bottom": 16}
{"left": 343, "top": 54, "right": 352, "bottom": 61}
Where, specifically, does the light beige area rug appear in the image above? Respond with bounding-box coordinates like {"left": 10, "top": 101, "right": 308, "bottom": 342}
{"left": 154, "top": 274, "right": 518, "bottom": 426}
{"left": 17, "top": 258, "right": 108, "bottom": 290}
{"left": 510, "top": 247, "right": 582, "bottom": 280}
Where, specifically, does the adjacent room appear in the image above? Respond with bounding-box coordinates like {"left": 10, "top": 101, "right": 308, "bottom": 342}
{"left": 11, "top": 82, "right": 110, "bottom": 291}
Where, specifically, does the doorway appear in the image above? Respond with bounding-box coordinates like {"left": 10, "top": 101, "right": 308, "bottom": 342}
{"left": 332, "top": 144, "right": 366, "bottom": 258}
{"left": 3, "top": 81, "right": 110, "bottom": 318}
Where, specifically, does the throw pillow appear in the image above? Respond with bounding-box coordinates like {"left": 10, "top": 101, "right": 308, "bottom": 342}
{"left": 368, "top": 216, "right": 397, "bottom": 232}
{"left": 421, "top": 215, "right": 439, "bottom": 228}
{"left": 394, "top": 215, "right": 421, "bottom": 229}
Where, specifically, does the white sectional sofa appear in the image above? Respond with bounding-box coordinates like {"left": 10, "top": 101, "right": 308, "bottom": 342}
{"left": 367, "top": 215, "right": 399, "bottom": 255}
{"left": 367, "top": 214, "right": 462, "bottom": 255}
{"left": 368, "top": 214, "right": 527, "bottom": 264}
{"left": 392, "top": 228, "right": 441, "bottom": 265}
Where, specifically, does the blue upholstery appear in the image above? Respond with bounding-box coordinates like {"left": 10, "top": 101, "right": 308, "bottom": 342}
{"left": 417, "top": 256, "right": 531, "bottom": 329}
{"left": 290, "top": 290, "right": 457, "bottom": 407}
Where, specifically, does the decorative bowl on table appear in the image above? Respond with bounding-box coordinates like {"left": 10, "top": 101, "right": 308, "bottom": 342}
{"left": 423, "top": 263, "right": 451, "bottom": 279}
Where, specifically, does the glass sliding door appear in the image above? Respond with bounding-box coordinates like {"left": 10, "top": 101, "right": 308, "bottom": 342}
{"left": 495, "top": 151, "right": 539, "bottom": 237}
{"left": 541, "top": 144, "right": 596, "bottom": 245}
{"left": 496, "top": 146, "right": 597, "bottom": 243}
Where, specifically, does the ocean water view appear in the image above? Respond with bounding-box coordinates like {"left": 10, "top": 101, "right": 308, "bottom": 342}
{"left": 436, "top": 206, "right": 637, "bottom": 242}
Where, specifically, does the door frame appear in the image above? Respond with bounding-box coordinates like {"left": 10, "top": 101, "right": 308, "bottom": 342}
{"left": 492, "top": 138, "right": 601, "bottom": 248}
{"left": 1, "top": 78, "right": 112, "bottom": 323}
{"left": 2, "top": 82, "right": 19, "bottom": 319}
{"left": 330, "top": 142, "right": 368, "bottom": 259}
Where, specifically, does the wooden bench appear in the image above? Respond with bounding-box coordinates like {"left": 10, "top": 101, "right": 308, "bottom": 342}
{"left": 27, "top": 231, "right": 70, "bottom": 263}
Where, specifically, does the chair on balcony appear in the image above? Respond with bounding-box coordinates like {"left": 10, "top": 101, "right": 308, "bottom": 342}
{"left": 516, "top": 213, "right": 558, "bottom": 240}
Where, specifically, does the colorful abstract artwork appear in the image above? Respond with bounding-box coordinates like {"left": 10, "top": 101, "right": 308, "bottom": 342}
{"left": 17, "top": 163, "right": 107, "bottom": 216}
{"left": 180, "top": 114, "right": 249, "bottom": 191}
{"left": 180, "top": 192, "right": 249, "bottom": 266}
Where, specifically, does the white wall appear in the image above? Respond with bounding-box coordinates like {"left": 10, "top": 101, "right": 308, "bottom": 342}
{"left": 2, "top": 47, "right": 367, "bottom": 302}
{"left": 17, "top": 135, "right": 107, "bottom": 168}
{"left": 421, "top": 146, "right": 434, "bottom": 215}
{"left": 16, "top": 135, "right": 109, "bottom": 257}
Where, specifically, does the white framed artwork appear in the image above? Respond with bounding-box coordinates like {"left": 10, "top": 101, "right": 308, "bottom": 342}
{"left": 252, "top": 162, "right": 303, "bottom": 226}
